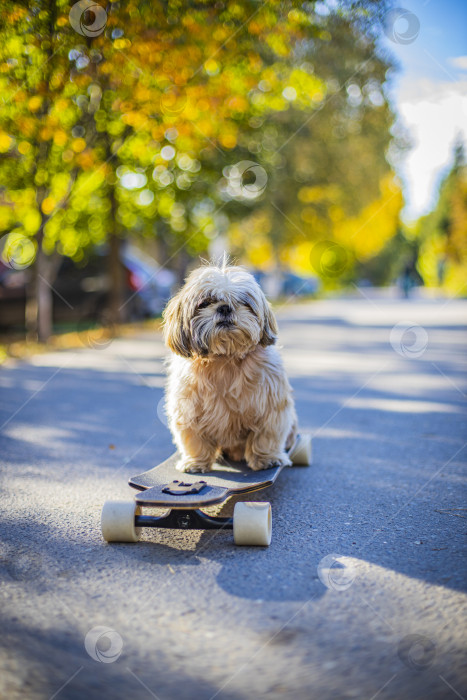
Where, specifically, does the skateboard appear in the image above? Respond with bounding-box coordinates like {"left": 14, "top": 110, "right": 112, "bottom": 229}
{"left": 101, "top": 434, "right": 312, "bottom": 546}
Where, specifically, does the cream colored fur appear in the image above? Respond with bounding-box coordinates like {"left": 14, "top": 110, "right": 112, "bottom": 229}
{"left": 163, "top": 263, "right": 297, "bottom": 473}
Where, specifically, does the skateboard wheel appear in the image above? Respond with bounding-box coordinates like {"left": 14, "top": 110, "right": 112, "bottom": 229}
{"left": 101, "top": 501, "right": 141, "bottom": 543}
{"left": 290, "top": 434, "right": 312, "bottom": 466}
{"left": 233, "top": 502, "right": 272, "bottom": 546}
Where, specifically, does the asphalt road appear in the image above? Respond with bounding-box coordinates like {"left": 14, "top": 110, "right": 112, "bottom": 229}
{"left": 1, "top": 289, "right": 466, "bottom": 700}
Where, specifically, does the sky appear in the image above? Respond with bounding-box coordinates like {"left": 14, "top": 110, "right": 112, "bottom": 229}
{"left": 380, "top": 0, "right": 467, "bottom": 222}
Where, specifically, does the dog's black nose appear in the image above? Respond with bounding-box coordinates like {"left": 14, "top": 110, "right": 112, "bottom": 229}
{"left": 217, "top": 304, "right": 232, "bottom": 316}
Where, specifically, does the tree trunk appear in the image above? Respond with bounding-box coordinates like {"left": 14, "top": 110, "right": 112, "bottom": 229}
{"left": 26, "top": 229, "right": 61, "bottom": 342}
{"left": 104, "top": 120, "right": 126, "bottom": 324}
{"left": 108, "top": 229, "right": 124, "bottom": 325}
{"left": 36, "top": 250, "right": 53, "bottom": 343}
{"left": 25, "top": 275, "right": 38, "bottom": 340}
{"left": 176, "top": 247, "right": 190, "bottom": 285}
{"left": 26, "top": 0, "right": 58, "bottom": 342}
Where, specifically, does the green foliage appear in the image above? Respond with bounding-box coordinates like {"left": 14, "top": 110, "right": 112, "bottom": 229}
{"left": 0, "top": 0, "right": 402, "bottom": 336}
{"left": 417, "top": 140, "right": 467, "bottom": 291}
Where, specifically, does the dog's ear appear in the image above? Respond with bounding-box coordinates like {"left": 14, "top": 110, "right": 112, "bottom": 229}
{"left": 163, "top": 290, "right": 192, "bottom": 358}
{"left": 260, "top": 298, "right": 278, "bottom": 347}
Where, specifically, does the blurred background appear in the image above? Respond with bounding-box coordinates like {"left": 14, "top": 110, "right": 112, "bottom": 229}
{"left": 0, "top": 0, "right": 465, "bottom": 344}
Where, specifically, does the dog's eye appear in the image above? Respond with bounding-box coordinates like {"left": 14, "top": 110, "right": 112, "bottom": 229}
{"left": 239, "top": 295, "right": 255, "bottom": 313}
{"left": 198, "top": 298, "right": 213, "bottom": 309}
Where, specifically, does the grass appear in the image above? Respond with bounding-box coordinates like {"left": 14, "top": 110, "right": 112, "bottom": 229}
{"left": 0, "top": 293, "right": 321, "bottom": 365}
{"left": 0, "top": 317, "right": 163, "bottom": 364}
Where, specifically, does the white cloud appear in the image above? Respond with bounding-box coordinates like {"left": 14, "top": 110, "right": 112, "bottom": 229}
{"left": 448, "top": 55, "right": 467, "bottom": 71}
{"left": 396, "top": 78, "right": 467, "bottom": 221}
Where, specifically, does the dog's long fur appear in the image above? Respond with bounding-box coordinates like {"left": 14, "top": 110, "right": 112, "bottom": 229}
{"left": 163, "top": 262, "right": 297, "bottom": 473}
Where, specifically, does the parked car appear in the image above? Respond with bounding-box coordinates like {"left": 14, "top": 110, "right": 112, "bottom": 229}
{"left": 281, "top": 272, "right": 319, "bottom": 297}
{"left": 252, "top": 269, "right": 320, "bottom": 300}
{"left": 0, "top": 243, "right": 175, "bottom": 331}
{"left": 122, "top": 244, "right": 176, "bottom": 318}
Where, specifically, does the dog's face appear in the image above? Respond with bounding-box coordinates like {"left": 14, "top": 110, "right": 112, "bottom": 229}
{"left": 163, "top": 265, "right": 278, "bottom": 357}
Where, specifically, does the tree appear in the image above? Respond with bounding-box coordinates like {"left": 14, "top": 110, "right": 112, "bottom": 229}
{"left": 0, "top": 0, "right": 401, "bottom": 340}
{"left": 213, "top": 5, "right": 403, "bottom": 286}
{"left": 1, "top": 0, "right": 331, "bottom": 336}
{"left": 0, "top": 0, "right": 84, "bottom": 340}
{"left": 417, "top": 139, "right": 467, "bottom": 291}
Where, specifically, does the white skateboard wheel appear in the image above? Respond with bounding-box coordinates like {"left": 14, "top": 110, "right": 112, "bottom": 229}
{"left": 101, "top": 500, "right": 142, "bottom": 543}
{"left": 233, "top": 502, "right": 272, "bottom": 546}
{"left": 290, "top": 434, "right": 312, "bottom": 466}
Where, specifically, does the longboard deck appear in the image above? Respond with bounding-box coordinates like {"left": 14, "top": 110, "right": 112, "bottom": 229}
{"left": 129, "top": 452, "right": 283, "bottom": 508}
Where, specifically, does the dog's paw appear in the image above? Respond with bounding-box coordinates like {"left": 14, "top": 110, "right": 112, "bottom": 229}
{"left": 223, "top": 447, "right": 245, "bottom": 462}
{"left": 176, "top": 460, "right": 212, "bottom": 474}
{"left": 248, "top": 454, "right": 292, "bottom": 471}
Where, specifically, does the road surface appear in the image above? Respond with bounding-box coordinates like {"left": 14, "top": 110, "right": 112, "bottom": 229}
{"left": 1, "top": 290, "right": 466, "bottom": 700}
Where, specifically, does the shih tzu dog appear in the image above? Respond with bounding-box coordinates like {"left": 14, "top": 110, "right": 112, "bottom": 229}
{"left": 163, "top": 262, "right": 297, "bottom": 473}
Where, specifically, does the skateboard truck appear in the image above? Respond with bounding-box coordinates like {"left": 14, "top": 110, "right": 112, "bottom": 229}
{"left": 101, "top": 434, "right": 312, "bottom": 545}
{"left": 162, "top": 479, "right": 207, "bottom": 496}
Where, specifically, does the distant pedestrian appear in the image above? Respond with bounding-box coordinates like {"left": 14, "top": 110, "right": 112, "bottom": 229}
{"left": 437, "top": 256, "right": 447, "bottom": 286}
{"left": 399, "top": 255, "right": 420, "bottom": 299}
